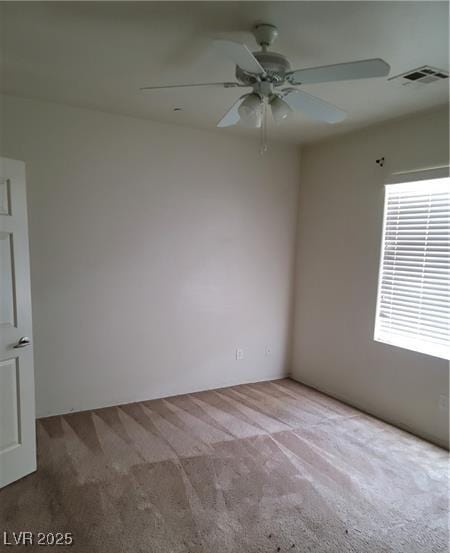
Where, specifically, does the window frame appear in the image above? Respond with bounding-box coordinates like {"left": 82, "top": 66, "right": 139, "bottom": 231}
{"left": 374, "top": 167, "right": 450, "bottom": 360}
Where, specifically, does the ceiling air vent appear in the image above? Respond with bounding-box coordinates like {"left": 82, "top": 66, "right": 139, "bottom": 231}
{"left": 389, "top": 66, "right": 449, "bottom": 88}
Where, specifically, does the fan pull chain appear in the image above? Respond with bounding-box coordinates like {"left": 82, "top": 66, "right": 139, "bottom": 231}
{"left": 259, "top": 99, "right": 268, "bottom": 155}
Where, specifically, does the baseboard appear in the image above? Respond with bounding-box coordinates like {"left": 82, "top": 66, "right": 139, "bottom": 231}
{"left": 288, "top": 373, "right": 449, "bottom": 451}
{"left": 36, "top": 371, "right": 289, "bottom": 419}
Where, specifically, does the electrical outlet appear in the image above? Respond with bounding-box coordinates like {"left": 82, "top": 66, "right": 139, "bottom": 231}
{"left": 265, "top": 347, "right": 272, "bottom": 356}
{"left": 236, "top": 348, "right": 244, "bottom": 361}
{"left": 438, "top": 395, "right": 449, "bottom": 412}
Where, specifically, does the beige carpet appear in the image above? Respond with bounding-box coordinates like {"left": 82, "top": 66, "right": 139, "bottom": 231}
{"left": 1, "top": 378, "right": 448, "bottom": 552}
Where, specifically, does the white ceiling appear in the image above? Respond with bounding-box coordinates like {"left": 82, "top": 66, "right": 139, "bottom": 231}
{"left": 1, "top": 1, "right": 448, "bottom": 145}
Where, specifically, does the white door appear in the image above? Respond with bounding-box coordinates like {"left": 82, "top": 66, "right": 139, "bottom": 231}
{"left": 0, "top": 157, "right": 36, "bottom": 488}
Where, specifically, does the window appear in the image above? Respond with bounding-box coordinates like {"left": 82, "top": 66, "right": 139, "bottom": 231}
{"left": 374, "top": 171, "right": 450, "bottom": 360}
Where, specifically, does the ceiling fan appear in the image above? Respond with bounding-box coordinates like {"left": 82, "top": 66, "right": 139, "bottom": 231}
{"left": 141, "top": 23, "right": 390, "bottom": 133}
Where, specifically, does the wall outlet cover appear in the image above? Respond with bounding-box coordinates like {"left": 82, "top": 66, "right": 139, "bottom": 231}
{"left": 438, "top": 395, "right": 449, "bottom": 411}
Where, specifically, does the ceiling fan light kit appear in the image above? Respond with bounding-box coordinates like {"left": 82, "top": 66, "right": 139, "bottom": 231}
{"left": 140, "top": 22, "right": 390, "bottom": 152}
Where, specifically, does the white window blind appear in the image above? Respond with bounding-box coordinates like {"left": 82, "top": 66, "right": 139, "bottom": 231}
{"left": 374, "top": 175, "right": 450, "bottom": 360}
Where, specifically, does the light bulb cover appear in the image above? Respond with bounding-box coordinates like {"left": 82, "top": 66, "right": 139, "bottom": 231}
{"left": 270, "top": 95, "right": 293, "bottom": 124}
{"left": 238, "top": 93, "right": 263, "bottom": 128}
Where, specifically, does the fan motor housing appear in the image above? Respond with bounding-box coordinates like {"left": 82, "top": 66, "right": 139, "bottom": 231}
{"left": 235, "top": 51, "right": 291, "bottom": 85}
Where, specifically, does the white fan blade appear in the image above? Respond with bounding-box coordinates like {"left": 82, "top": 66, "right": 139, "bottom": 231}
{"left": 282, "top": 89, "right": 346, "bottom": 124}
{"left": 287, "top": 58, "right": 390, "bottom": 84}
{"left": 140, "top": 82, "right": 241, "bottom": 91}
{"left": 217, "top": 95, "right": 248, "bottom": 127}
{"left": 213, "top": 40, "right": 264, "bottom": 75}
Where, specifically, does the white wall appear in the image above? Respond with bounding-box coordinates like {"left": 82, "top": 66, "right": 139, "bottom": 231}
{"left": 0, "top": 94, "right": 300, "bottom": 418}
{"left": 292, "top": 106, "right": 450, "bottom": 448}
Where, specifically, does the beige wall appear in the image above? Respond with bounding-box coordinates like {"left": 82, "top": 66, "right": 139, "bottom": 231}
{"left": 291, "top": 106, "right": 449, "bottom": 448}
{"left": 0, "top": 94, "right": 300, "bottom": 418}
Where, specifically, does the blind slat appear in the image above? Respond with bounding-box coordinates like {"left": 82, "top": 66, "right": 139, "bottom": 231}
{"left": 379, "top": 311, "right": 450, "bottom": 331}
{"left": 380, "top": 299, "right": 449, "bottom": 315}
